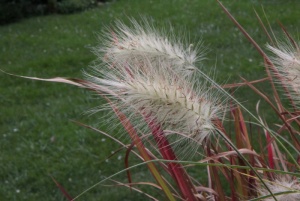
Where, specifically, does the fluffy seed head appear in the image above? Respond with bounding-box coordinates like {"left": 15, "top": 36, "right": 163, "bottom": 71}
{"left": 267, "top": 41, "right": 300, "bottom": 104}
{"left": 95, "top": 19, "right": 204, "bottom": 77}
{"left": 257, "top": 176, "right": 300, "bottom": 201}
{"left": 86, "top": 60, "right": 223, "bottom": 146}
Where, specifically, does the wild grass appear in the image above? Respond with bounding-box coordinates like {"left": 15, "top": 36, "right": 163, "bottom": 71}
{"left": 1, "top": 0, "right": 300, "bottom": 200}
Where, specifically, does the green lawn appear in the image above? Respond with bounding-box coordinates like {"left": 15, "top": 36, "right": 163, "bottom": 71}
{"left": 1, "top": 0, "right": 300, "bottom": 200}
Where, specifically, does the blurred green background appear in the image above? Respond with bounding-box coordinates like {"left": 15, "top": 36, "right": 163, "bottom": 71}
{"left": 1, "top": 0, "right": 299, "bottom": 200}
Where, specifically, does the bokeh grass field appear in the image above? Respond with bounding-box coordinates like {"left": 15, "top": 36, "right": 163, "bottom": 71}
{"left": 1, "top": 0, "right": 300, "bottom": 200}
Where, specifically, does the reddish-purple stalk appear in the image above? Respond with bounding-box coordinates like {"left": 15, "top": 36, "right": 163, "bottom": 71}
{"left": 265, "top": 131, "right": 275, "bottom": 170}
{"left": 51, "top": 177, "right": 73, "bottom": 201}
{"left": 146, "top": 117, "right": 198, "bottom": 201}
{"left": 110, "top": 105, "right": 176, "bottom": 201}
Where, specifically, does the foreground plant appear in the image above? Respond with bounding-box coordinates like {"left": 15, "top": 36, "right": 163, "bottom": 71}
{"left": 7, "top": 1, "right": 300, "bottom": 201}
{"left": 85, "top": 18, "right": 228, "bottom": 200}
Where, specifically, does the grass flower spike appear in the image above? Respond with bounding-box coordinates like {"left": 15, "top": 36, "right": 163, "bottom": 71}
{"left": 86, "top": 59, "right": 223, "bottom": 147}
{"left": 267, "top": 41, "right": 300, "bottom": 104}
{"left": 96, "top": 19, "right": 203, "bottom": 77}
{"left": 258, "top": 176, "right": 300, "bottom": 201}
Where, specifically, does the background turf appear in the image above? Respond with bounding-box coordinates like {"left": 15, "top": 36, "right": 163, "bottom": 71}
{"left": 1, "top": 0, "right": 299, "bottom": 200}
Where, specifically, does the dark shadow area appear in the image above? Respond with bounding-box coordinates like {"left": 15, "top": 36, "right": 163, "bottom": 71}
{"left": 0, "top": 0, "right": 110, "bottom": 25}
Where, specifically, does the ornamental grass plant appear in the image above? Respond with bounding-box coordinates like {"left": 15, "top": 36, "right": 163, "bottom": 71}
{"left": 5, "top": 1, "right": 300, "bottom": 201}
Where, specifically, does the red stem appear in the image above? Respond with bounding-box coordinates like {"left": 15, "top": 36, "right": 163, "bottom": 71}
{"left": 266, "top": 131, "right": 275, "bottom": 169}
{"left": 147, "top": 118, "right": 198, "bottom": 201}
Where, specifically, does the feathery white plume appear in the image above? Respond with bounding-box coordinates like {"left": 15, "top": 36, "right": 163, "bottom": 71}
{"left": 267, "top": 41, "right": 300, "bottom": 104}
{"left": 95, "top": 19, "right": 203, "bottom": 77}
{"left": 86, "top": 59, "right": 223, "bottom": 146}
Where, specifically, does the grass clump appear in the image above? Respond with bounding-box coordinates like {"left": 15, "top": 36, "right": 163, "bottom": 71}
{"left": 1, "top": 0, "right": 300, "bottom": 200}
